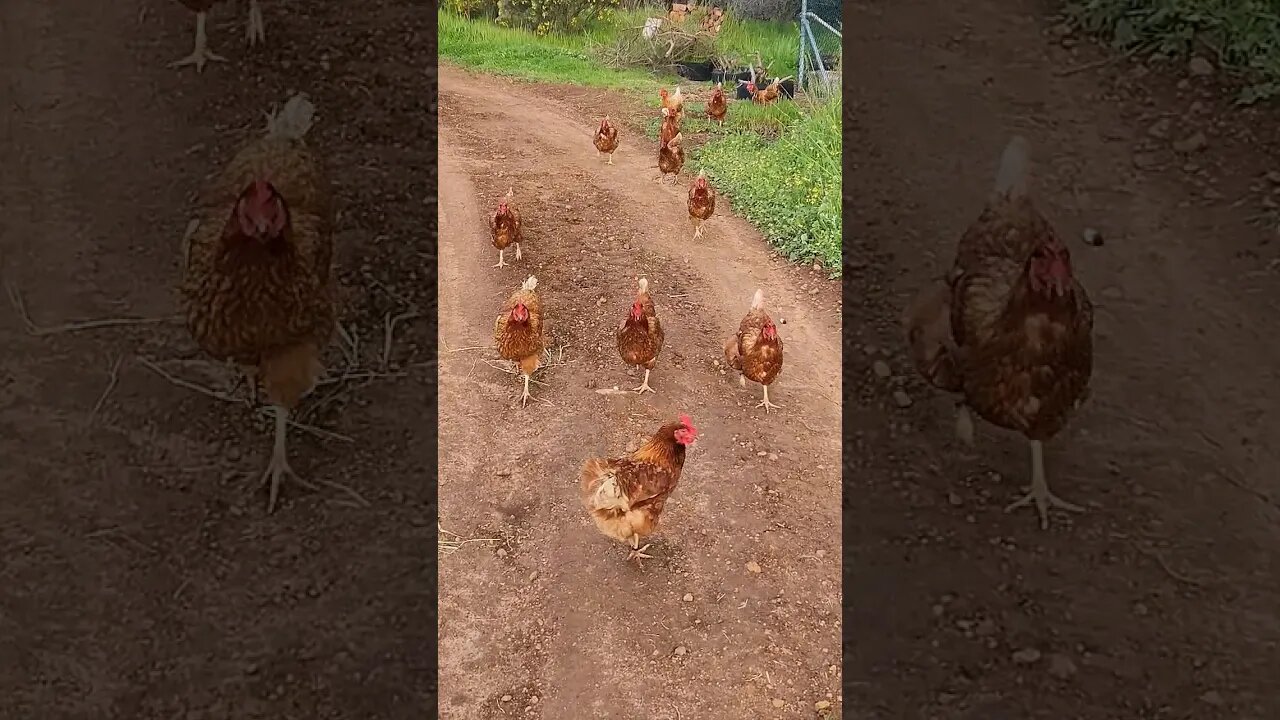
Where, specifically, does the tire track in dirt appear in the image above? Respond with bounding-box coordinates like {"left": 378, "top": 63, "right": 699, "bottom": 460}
{"left": 437, "top": 66, "right": 841, "bottom": 718}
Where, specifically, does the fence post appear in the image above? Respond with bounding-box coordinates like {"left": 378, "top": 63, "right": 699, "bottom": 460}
{"left": 797, "top": 0, "right": 808, "bottom": 90}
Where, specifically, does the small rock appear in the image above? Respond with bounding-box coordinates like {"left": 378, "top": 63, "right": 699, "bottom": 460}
{"left": 673, "top": 645, "right": 688, "bottom": 656}
{"left": 1082, "top": 227, "right": 1104, "bottom": 246}
{"left": 746, "top": 561, "right": 762, "bottom": 574}
{"left": 1266, "top": 170, "right": 1280, "bottom": 185}
{"left": 1012, "top": 648, "right": 1042, "bottom": 664}
{"left": 529, "top": 696, "right": 539, "bottom": 705}
{"left": 1048, "top": 653, "right": 1078, "bottom": 680}
{"left": 937, "top": 692, "right": 958, "bottom": 705}
{"left": 1147, "top": 117, "right": 1171, "bottom": 138}
{"left": 1200, "top": 690, "right": 1224, "bottom": 706}
{"left": 772, "top": 699, "right": 785, "bottom": 708}
{"left": 815, "top": 700, "right": 831, "bottom": 710}
{"left": 947, "top": 492, "right": 963, "bottom": 507}
{"left": 767, "top": 453, "right": 778, "bottom": 461}
{"left": 1188, "top": 56, "right": 1214, "bottom": 76}
{"left": 683, "top": 593, "right": 694, "bottom": 602}
{"left": 496, "top": 548, "right": 508, "bottom": 558}
{"left": 501, "top": 695, "right": 512, "bottom": 702}
{"left": 1174, "top": 132, "right": 1207, "bottom": 153}
{"left": 892, "top": 390, "right": 912, "bottom": 408}
{"left": 932, "top": 604, "right": 945, "bottom": 617}
{"left": 872, "top": 360, "right": 892, "bottom": 378}
{"left": 1133, "top": 602, "right": 1149, "bottom": 616}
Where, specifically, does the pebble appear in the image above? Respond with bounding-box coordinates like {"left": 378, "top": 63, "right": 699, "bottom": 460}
{"left": 1174, "top": 132, "right": 1207, "bottom": 153}
{"left": 1200, "top": 690, "right": 1224, "bottom": 706}
{"left": 772, "top": 699, "right": 785, "bottom": 708}
{"left": 815, "top": 700, "right": 831, "bottom": 710}
{"left": 502, "top": 695, "right": 512, "bottom": 702}
{"left": 1012, "top": 648, "right": 1042, "bottom": 664}
{"left": 892, "top": 390, "right": 912, "bottom": 408}
{"left": 673, "top": 645, "right": 688, "bottom": 656}
{"left": 1048, "top": 653, "right": 1078, "bottom": 680}
{"left": 746, "top": 561, "right": 762, "bottom": 574}
{"left": 1082, "top": 227, "right": 1104, "bottom": 246}
{"left": 872, "top": 360, "right": 892, "bottom": 378}
{"left": 1188, "top": 56, "right": 1214, "bottom": 76}
{"left": 683, "top": 593, "right": 694, "bottom": 602}
{"left": 1147, "top": 117, "right": 1171, "bottom": 138}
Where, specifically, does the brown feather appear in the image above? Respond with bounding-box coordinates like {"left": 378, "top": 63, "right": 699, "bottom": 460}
{"left": 733, "top": 307, "right": 783, "bottom": 386}
{"left": 593, "top": 119, "right": 619, "bottom": 155}
{"left": 494, "top": 286, "right": 544, "bottom": 373}
{"left": 688, "top": 181, "right": 716, "bottom": 222}
{"left": 488, "top": 193, "right": 522, "bottom": 252}
{"left": 617, "top": 285, "right": 663, "bottom": 370}
{"left": 580, "top": 420, "right": 690, "bottom": 546}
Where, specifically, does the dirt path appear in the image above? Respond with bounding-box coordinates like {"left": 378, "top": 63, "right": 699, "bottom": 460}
{"left": 436, "top": 65, "right": 842, "bottom": 718}
{"left": 0, "top": 1, "right": 435, "bottom": 717}
{"left": 846, "top": 1, "right": 1280, "bottom": 717}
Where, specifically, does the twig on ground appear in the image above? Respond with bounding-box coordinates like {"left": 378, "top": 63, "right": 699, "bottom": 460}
{"left": 1131, "top": 542, "right": 1207, "bottom": 587}
{"left": 1055, "top": 45, "right": 1143, "bottom": 77}
{"left": 438, "top": 524, "right": 501, "bottom": 556}
{"left": 87, "top": 354, "right": 125, "bottom": 425}
{"left": 382, "top": 309, "right": 421, "bottom": 370}
{"left": 6, "top": 280, "right": 179, "bottom": 337}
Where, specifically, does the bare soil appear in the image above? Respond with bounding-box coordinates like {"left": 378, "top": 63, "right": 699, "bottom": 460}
{"left": 436, "top": 66, "right": 843, "bottom": 718}
{"left": 845, "top": 1, "right": 1280, "bottom": 718}
{"left": 0, "top": 1, "right": 435, "bottom": 717}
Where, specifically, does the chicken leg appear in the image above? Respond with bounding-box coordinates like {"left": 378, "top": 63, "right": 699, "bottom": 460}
{"left": 258, "top": 404, "right": 369, "bottom": 512}
{"left": 245, "top": 0, "right": 266, "bottom": 46}
{"left": 494, "top": 248, "right": 508, "bottom": 268}
{"left": 1004, "top": 439, "right": 1085, "bottom": 529}
{"left": 692, "top": 218, "right": 704, "bottom": 240}
{"left": 627, "top": 534, "right": 653, "bottom": 562}
{"left": 519, "top": 372, "right": 533, "bottom": 407}
{"left": 170, "top": 12, "right": 227, "bottom": 73}
{"left": 608, "top": 152, "right": 616, "bottom": 165}
{"left": 633, "top": 368, "right": 655, "bottom": 394}
{"left": 515, "top": 242, "right": 522, "bottom": 261}
{"left": 756, "top": 384, "right": 783, "bottom": 412}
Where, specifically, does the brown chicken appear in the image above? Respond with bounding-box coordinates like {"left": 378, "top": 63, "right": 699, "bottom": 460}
{"left": 659, "top": 107, "right": 681, "bottom": 147}
{"left": 746, "top": 78, "right": 785, "bottom": 105}
{"left": 705, "top": 82, "right": 728, "bottom": 126}
{"left": 904, "top": 135, "right": 1094, "bottom": 529}
{"left": 659, "top": 86, "right": 684, "bottom": 119}
{"left": 488, "top": 187, "right": 523, "bottom": 268}
{"left": 616, "top": 277, "right": 664, "bottom": 394}
{"left": 593, "top": 116, "right": 620, "bottom": 165}
{"left": 172, "top": 0, "right": 266, "bottom": 72}
{"left": 580, "top": 415, "right": 698, "bottom": 563}
{"left": 182, "top": 93, "right": 335, "bottom": 512}
{"left": 724, "top": 289, "right": 784, "bottom": 412}
{"left": 687, "top": 170, "right": 716, "bottom": 240}
{"left": 494, "top": 275, "right": 545, "bottom": 407}
{"left": 658, "top": 132, "right": 684, "bottom": 184}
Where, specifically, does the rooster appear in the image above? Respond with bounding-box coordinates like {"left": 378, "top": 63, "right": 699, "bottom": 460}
{"left": 725, "top": 289, "right": 784, "bottom": 412}
{"left": 705, "top": 82, "right": 728, "bottom": 126}
{"left": 659, "top": 86, "right": 684, "bottom": 119}
{"left": 593, "top": 116, "right": 620, "bottom": 165}
{"left": 488, "top": 187, "right": 523, "bottom": 268}
{"left": 171, "top": 0, "right": 266, "bottom": 73}
{"left": 581, "top": 415, "right": 698, "bottom": 563}
{"left": 617, "top": 277, "right": 664, "bottom": 394}
{"left": 494, "top": 276, "right": 545, "bottom": 407}
{"left": 658, "top": 132, "right": 684, "bottom": 185}
{"left": 182, "top": 92, "right": 340, "bottom": 513}
{"left": 904, "top": 136, "right": 1094, "bottom": 529}
{"left": 687, "top": 170, "right": 716, "bottom": 240}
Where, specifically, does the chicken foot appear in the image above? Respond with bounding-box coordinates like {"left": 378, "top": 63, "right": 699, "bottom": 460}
{"left": 259, "top": 405, "right": 369, "bottom": 513}
{"left": 519, "top": 372, "right": 533, "bottom": 407}
{"left": 170, "top": 12, "right": 227, "bottom": 73}
{"left": 493, "top": 248, "right": 508, "bottom": 268}
{"left": 245, "top": 0, "right": 266, "bottom": 46}
{"left": 515, "top": 242, "right": 522, "bottom": 261}
{"left": 633, "top": 368, "right": 656, "bottom": 394}
{"left": 756, "top": 384, "right": 783, "bottom": 413}
{"left": 1004, "top": 439, "right": 1085, "bottom": 529}
{"left": 608, "top": 152, "right": 616, "bottom": 165}
{"left": 692, "top": 218, "right": 704, "bottom": 240}
{"left": 627, "top": 534, "right": 654, "bottom": 563}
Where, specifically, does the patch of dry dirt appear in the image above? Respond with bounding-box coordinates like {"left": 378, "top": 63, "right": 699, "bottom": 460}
{"left": 844, "top": 1, "right": 1280, "bottom": 718}
{"left": 436, "top": 66, "right": 842, "bottom": 719}
{"left": 0, "top": 0, "right": 436, "bottom": 717}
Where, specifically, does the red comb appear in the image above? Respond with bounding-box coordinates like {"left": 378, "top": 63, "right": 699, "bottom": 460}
{"left": 679, "top": 414, "right": 695, "bottom": 430}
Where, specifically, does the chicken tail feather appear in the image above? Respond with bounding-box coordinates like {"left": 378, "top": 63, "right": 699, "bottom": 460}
{"left": 750, "top": 289, "right": 764, "bottom": 310}
{"left": 637, "top": 277, "right": 648, "bottom": 294}
{"left": 993, "top": 135, "right": 1031, "bottom": 199}
{"left": 521, "top": 275, "right": 538, "bottom": 292}
{"left": 265, "top": 92, "right": 316, "bottom": 141}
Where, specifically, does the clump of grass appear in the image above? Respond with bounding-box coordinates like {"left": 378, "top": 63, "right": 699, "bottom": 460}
{"left": 1063, "top": 0, "right": 1280, "bottom": 104}
{"left": 695, "top": 96, "right": 841, "bottom": 271}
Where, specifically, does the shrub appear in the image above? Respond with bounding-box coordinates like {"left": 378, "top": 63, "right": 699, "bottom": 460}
{"left": 443, "top": 0, "right": 500, "bottom": 21}
{"left": 497, "top": 0, "right": 620, "bottom": 35}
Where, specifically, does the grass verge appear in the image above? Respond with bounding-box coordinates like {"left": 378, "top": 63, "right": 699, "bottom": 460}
{"left": 439, "top": 10, "right": 843, "bottom": 272}
{"left": 1063, "top": 0, "right": 1280, "bottom": 104}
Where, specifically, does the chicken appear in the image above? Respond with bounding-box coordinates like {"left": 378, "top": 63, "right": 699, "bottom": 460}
{"left": 658, "top": 132, "right": 684, "bottom": 185}
{"left": 725, "top": 289, "right": 784, "bottom": 412}
{"left": 705, "top": 82, "right": 728, "bottom": 126}
{"left": 745, "top": 82, "right": 764, "bottom": 104}
{"left": 757, "top": 77, "right": 786, "bottom": 105}
{"left": 593, "top": 116, "right": 620, "bottom": 165}
{"left": 616, "top": 277, "right": 664, "bottom": 394}
{"left": 580, "top": 415, "right": 698, "bottom": 563}
{"left": 659, "top": 107, "right": 680, "bottom": 147}
{"left": 171, "top": 0, "right": 266, "bottom": 73}
{"left": 904, "top": 135, "right": 1094, "bottom": 530}
{"left": 494, "top": 276, "right": 545, "bottom": 407}
{"left": 182, "top": 92, "right": 339, "bottom": 513}
{"left": 488, "top": 187, "right": 523, "bottom": 268}
{"left": 687, "top": 170, "right": 716, "bottom": 240}
{"left": 659, "top": 86, "right": 684, "bottom": 119}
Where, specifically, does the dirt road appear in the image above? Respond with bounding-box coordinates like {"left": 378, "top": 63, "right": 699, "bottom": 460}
{"left": 1, "top": 0, "right": 435, "bottom": 716}
{"left": 846, "top": 1, "right": 1280, "bottom": 718}
{"left": 436, "top": 66, "right": 842, "bottom": 718}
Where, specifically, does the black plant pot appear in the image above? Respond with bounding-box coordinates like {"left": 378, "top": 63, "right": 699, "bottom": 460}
{"left": 711, "top": 68, "right": 753, "bottom": 88}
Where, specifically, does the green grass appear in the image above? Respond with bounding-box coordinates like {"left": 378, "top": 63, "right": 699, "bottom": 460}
{"left": 439, "top": 10, "right": 843, "bottom": 272}
{"left": 1063, "top": 0, "right": 1280, "bottom": 104}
